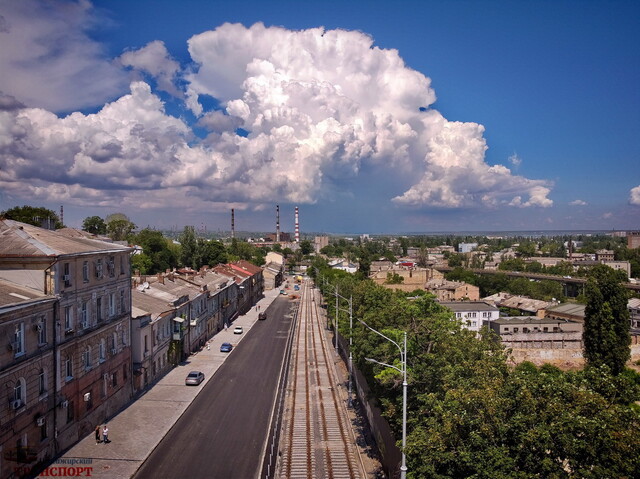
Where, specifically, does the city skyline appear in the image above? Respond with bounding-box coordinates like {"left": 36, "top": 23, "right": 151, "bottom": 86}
{"left": 0, "top": 0, "right": 638, "bottom": 234}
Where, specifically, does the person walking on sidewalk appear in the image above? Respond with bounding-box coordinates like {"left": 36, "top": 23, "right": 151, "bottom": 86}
{"left": 95, "top": 425, "right": 101, "bottom": 444}
{"left": 102, "top": 425, "right": 109, "bottom": 444}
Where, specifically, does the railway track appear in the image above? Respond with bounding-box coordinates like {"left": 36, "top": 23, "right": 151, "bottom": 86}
{"left": 278, "top": 280, "right": 362, "bottom": 479}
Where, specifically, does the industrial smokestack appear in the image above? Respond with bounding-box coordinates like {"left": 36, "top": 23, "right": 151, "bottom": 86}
{"left": 295, "top": 206, "right": 300, "bottom": 243}
{"left": 276, "top": 205, "right": 280, "bottom": 243}
{"left": 231, "top": 208, "right": 235, "bottom": 239}
{"left": 60, "top": 205, "right": 63, "bottom": 226}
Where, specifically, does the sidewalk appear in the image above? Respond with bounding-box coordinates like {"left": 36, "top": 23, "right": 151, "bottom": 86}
{"left": 43, "top": 288, "right": 282, "bottom": 479}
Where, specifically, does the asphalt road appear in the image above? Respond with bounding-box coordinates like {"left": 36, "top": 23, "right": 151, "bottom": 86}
{"left": 134, "top": 296, "right": 294, "bottom": 479}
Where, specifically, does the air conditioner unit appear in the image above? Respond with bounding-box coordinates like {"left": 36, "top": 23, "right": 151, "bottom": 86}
{"left": 63, "top": 274, "right": 71, "bottom": 282}
{"left": 33, "top": 323, "right": 42, "bottom": 332}
{"left": 11, "top": 399, "right": 22, "bottom": 410}
{"left": 83, "top": 392, "right": 91, "bottom": 402}
{"left": 60, "top": 400, "right": 69, "bottom": 409}
{"left": 111, "top": 348, "right": 117, "bottom": 355}
{"left": 36, "top": 416, "right": 46, "bottom": 426}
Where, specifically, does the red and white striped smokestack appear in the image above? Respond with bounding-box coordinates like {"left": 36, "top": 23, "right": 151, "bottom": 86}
{"left": 295, "top": 206, "right": 300, "bottom": 243}
{"left": 231, "top": 208, "right": 235, "bottom": 239}
{"left": 276, "top": 205, "right": 280, "bottom": 242}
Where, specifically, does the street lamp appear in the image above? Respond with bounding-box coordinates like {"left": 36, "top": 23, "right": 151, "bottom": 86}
{"left": 358, "top": 318, "right": 408, "bottom": 479}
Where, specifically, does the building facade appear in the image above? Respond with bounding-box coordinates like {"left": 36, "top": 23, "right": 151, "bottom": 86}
{"left": 0, "top": 220, "right": 133, "bottom": 476}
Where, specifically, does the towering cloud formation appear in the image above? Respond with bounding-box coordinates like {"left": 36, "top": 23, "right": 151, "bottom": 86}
{"left": 630, "top": 186, "right": 640, "bottom": 205}
{"left": 0, "top": 15, "right": 553, "bottom": 214}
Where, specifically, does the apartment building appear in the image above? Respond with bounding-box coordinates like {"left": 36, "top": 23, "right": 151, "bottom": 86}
{"left": 0, "top": 219, "right": 132, "bottom": 475}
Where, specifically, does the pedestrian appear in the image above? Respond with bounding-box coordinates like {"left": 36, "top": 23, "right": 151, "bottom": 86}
{"left": 102, "top": 425, "right": 109, "bottom": 444}
{"left": 95, "top": 425, "right": 101, "bottom": 444}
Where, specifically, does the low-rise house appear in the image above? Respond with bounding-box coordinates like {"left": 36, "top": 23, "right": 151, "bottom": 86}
{"left": 483, "top": 292, "right": 554, "bottom": 316}
{"left": 425, "top": 279, "right": 480, "bottom": 301}
{"left": 439, "top": 301, "right": 499, "bottom": 332}
{"left": 328, "top": 258, "right": 358, "bottom": 274}
{"left": 486, "top": 316, "right": 583, "bottom": 349}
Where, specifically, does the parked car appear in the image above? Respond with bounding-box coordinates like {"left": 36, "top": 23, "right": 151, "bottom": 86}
{"left": 280, "top": 290, "right": 287, "bottom": 295}
{"left": 258, "top": 312, "right": 267, "bottom": 320}
{"left": 185, "top": 371, "right": 205, "bottom": 386}
{"left": 233, "top": 326, "right": 243, "bottom": 334}
{"left": 220, "top": 342, "right": 233, "bottom": 353}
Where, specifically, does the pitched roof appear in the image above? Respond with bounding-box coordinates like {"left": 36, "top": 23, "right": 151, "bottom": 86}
{"left": 0, "top": 220, "right": 130, "bottom": 258}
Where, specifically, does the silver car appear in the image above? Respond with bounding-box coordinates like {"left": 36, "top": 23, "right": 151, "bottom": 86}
{"left": 185, "top": 371, "right": 204, "bottom": 386}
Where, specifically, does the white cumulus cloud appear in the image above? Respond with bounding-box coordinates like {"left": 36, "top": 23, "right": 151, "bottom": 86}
{"left": 630, "top": 185, "right": 640, "bottom": 205}
{"left": 0, "top": 0, "right": 128, "bottom": 112}
{"left": 0, "top": 18, "right": 555, "bottom": 215}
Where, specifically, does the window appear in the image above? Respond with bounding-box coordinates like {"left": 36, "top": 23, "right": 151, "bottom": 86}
{"left": 109, "top": 293, "right": 116, "bottom": 317}
{"left": 39, "top": 369, "right": 47, "bottom": 395}
{"left": 63, "top": 262, "right": 71, "bottom": 287}
{"left": 81, "top": 301, "right": 89, "bottom": 328}
{"left": 523, "top": 327, "right": 529, "bottom": 333}
{"left": 120, "top": 289, "right": 126, "bottom": 313}
{"left": 13, "top": 323, "right": 25, "bottom": 356}
{"left": 99, "top": 339, "right": 106, "bottom": 363}
{"left": 504, "top": 327, "right": 510, "bottom": 332}
{"left": 65, "top": 355, "right": 73, "bottom": 380}
{"left": 14, "top": 378, "right": 25, "bottom": 404}
{"left": 37, "top": 318, "right": 47, "bottom": 345}
{"left": 64, "top": 306, "right": 73, "bottom": 331}
{"left": 40, "top": 418, "right": 48, "bottom": 441}
{"left": 513, "top": 327, "right": 519, "bottom": 333}
{"left": 96, "top": 297, "right": 103, "bottom": 322}
{"left": 83, "top": 261, "right": 89, "bottom": 283}
{"left": 120, "top": 255, "right": 125, "bottom": 275}
{"left": 112, "top": 372, "right": 118, "bottom": 388}
{"left": 95, "top": 259, "right": 103, "bottom": 279}
{"left": 83, "top": 347, "right": 92, "bottom": 370}
{"left": 108, "top": 256, "right": 115, "bottom": 277}
{"left": 543, "top": 327, "right": 549, "bottom": 333}
{"left": 66, "top": 401, "right": 74, "bottom": 424}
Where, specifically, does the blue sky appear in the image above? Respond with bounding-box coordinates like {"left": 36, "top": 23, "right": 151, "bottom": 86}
{"left": 0, "top": 0, "right": 638, "bottom": 234}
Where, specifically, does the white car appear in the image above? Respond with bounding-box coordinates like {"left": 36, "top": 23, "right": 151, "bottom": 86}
{"left": 233, "top": 326, "right": 243, "bottom": 334}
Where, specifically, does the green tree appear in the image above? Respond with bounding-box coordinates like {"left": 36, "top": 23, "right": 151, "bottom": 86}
{"left": 131, "top": 228, "right": 177, "bottom": 274}
{"left": 82, "top": 216, "right": 107, "bottom": 235}
{"left": 198, "top": 238, "right": 227, "bottom": 267}
{"left": 299, "top": 239, "right": 313, "bottom": 255}
{"left": 583, "top": 264, "right": 631, "bottom": 374}
{"left": 1, "top": 205, "right": 63, "bottom": 228}
{"left": 178, "top": 226, "right": 199, "bottom": 269}
{"left": 106, "top": 213, "right": 136, "bottom": 241}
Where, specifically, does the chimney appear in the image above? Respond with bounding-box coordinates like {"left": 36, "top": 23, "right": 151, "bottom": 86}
{"left": 231, "top": 208, "right": 235, "bottom": 239}
{"left": 295, "top": 206, "right": 300, "bottom": 243}
{"left": 157, "top": 273, "right": 164, "bottom": 284}
{"left": 276, "top": 204, "right": 280, "bottom": 243}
